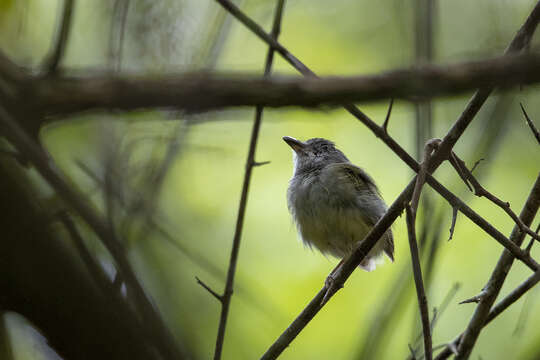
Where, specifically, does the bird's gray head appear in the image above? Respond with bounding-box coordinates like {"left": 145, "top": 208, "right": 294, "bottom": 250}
{"left": 283, "top": 136, "right": 349, "bottom": 174}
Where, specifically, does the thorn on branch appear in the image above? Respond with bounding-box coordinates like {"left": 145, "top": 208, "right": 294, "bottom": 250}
{"left": 470, "top": 158, "right": 485, "bottom": 174}
{"left": 459, "top": 290, "right": 487, "bottom": 305}
{"left": 519, "top": 102, "right": 540, "bottom": 145}
{"left": 448, "top": 206, "right": 458, "bottom": 241}
{"left": 382, "top": 98, "right": 394, "bottom": 134}
{"left": 252, "top": 160, "right": 271, "bottom": 167}
{"left": 196, "top": 276, "right": 223, "bottom": 302}
{"left": 448, "top": 152, "right": 472, "bottom": 192}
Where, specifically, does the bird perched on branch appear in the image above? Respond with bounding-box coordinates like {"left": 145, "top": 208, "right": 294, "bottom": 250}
{"left": 283, "top": 136, "right": 394, "bottom": 272}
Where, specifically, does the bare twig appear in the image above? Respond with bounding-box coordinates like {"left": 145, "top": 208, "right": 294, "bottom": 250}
{"left": 451, "top": 152, "right": 540, "bottom": 242}
{"left": 455, "top": 174, "right": 540, "bottom": 359}
{"left": 448, "top": 152, "right": 473, "bottom": 192}
{"left": 196, "top": 276, "right": 222, "bottom": 302}
{"left": 469, "top": 158, "right": 484, "bottom": 174}
{"left": 382, "top": 98, "right": 394, "bottom": 133}
{"left": 448, "top": 206, "right": 458, "bottom": 240}
{"left": 435, "top": 267, "right": 540, "bottom": 360}
{"left": 406, "top": 205, "right": 433, "bottom": 360}
{"left": 459, "top": 290, "right": 487, "bottom": 305}
{"left": 212, "top": 1, "right": 286, "bottom": 359}
{"left": 44, "top": 0, "right": 75, "bottom": 74}
{"left": 520, "top": 102, "right": 540, "bottom": 144}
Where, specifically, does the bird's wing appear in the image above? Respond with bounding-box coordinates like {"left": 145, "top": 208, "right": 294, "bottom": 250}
{"left": 337, "top": 163, "right": 394, "bottom": 261}
{"left": 338, "top": 163, "right": 382, "bottom": 198}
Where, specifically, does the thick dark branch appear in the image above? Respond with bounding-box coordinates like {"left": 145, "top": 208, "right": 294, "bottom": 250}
{"left": 455, "top": 174, "right": 540, "bottom": 359}
{"left": 212, "top": 1, "right": 286, "bottom": 360}
{"left": 18, "top": 51, "right": 540, "bottom": 116}
{"left": 44, "top": 0, "right": 75, "bottom": 73}
{"left": 406, "top": 206, "right": 433, "bottom": 360}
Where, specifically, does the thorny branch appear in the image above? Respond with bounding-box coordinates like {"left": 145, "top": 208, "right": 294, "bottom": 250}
{"left": 450, "top": 152, "right": 540, "bottom": 242}
{"left": 454, "top": 175, "right": 540, "bottom": 360}
{"left": 436, "top": 177, "right": 540, "bottom": 360}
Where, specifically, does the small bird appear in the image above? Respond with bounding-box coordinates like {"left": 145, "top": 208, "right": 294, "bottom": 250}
{"left": 284, "top": 136, "right": 394, "bottom": 271}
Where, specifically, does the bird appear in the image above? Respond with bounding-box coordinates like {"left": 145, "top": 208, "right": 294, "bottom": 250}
{"left": 283, "top": 136, "right": 394, "bottom": 272}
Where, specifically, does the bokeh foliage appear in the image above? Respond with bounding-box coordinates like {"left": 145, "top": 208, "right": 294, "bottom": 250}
{"left": 0, "top": 0, "right": 539, "bottom": 359}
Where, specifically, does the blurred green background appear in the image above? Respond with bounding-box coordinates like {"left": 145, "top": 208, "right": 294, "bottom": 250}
{"left": 1, "top": 0, "right": 539, "bottom": 359}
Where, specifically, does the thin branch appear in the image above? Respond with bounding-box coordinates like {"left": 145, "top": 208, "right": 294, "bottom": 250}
{"left": 435, "top": 267, "right": 540, "bottom": 360}
{"left": 448, "top": 152, "right": 472, "bottom": 191}
{"left": 455, "top": 174, "right": 540, "bottom": 359}
{"left": 0, "top": 106, "right": 184, "bottom": 360}
{"left": 44, "top": 0, "right": 75, "bottom": 74}
{"left": 448, "top": 206, "right": 458, "bottom": 240}
{"left": 520, "top": 102, "right": 540, "bottom": 144}
{"left": 451, "top": 152, "right": 540, "bottom": 242}
{"left": 196, "top": 277, "right": 222, "bottom": 302}
{"left": 411, "top": 138, "right": 441, "bottom": 215}
{"left": 406, "top": 205, "right": 433, "bottom": 360}
{"left": 470, "top": 158, "right": 484, "bottom": 174}
{"left": 108, "top": 0, "right": 130, "bottom": 71}
{"left": 382, "top": 98, "right": 394, "bottom": 133}
{"left": 212, "top": 1, "right": 286, "bottom": 359}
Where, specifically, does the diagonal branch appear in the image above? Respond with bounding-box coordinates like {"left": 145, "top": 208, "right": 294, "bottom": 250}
{"left": 435, "top": 252, "right": 540, "bottom": 360}
{"left": 450, "top": 152, "right": 540, "bottom": 241}
{"left": 211, "top": 1, "right": 286, "bottom": 359}
{"left": 454, "top": 174, "right": 540, "bottom": 359}
{"left": 44, "top": 0, "right": 75, "bottom": 74}
{"left": 406, "top": 205, "right": 433, "bottom": 360}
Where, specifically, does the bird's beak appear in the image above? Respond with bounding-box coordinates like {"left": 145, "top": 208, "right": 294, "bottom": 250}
{"left": 283, "top": 136, "right": 306, "bottom": 154}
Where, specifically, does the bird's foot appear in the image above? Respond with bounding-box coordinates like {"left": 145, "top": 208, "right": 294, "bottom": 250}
{"left": 321, "top": 271, "right": 343, "bottom": 306}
